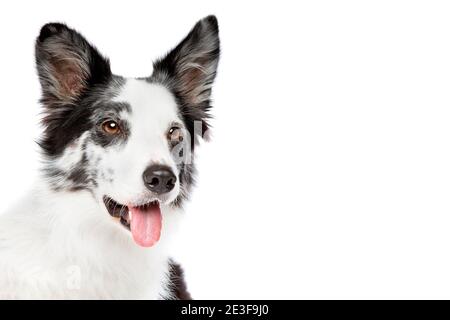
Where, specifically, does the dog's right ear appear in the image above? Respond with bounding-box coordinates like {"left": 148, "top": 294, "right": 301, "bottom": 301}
{"left": 35, "top": 23, "right": 111, "bottom": 108}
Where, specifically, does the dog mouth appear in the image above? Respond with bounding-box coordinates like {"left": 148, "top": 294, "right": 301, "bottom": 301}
{"left": 103, "top": 196, "right": 162, "bottom": 248}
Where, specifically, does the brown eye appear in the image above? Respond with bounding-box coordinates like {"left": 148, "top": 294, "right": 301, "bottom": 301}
{"left": 168, "top": 126, "right": 183, "bottom": 143}
{"left": 102, "top": 120, "right": 120, "bottom": 135}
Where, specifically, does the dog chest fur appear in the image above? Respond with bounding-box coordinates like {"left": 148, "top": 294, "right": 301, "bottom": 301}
{"left": 0, "top": 183, "right": 179, "bottom": 299}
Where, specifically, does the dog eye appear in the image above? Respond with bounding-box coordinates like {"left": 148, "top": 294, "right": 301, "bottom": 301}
{"left": 102, "top": 120, "right": 121, "bottom": 135}
{"left": 168, "top": 127, "right": 183, "bottom": 143}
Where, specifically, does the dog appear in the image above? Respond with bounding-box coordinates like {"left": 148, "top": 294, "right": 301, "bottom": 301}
{"left": 0, "top": 15, "right": 220, "bottom": 299}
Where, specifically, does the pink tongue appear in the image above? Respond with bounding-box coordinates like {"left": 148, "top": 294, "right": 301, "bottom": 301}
{"left": 129, "top": 203, "right": 162, "bottom": 247}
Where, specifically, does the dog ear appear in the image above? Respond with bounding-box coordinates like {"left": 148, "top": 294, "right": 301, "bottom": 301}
{"left": 153, "top": 15, "right": 220, "bottom": 130}
{"left": 35, "top": 23, "right": 111, "bottom": 107}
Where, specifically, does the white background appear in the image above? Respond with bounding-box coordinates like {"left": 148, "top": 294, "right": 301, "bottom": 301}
{"left": 0, "top": 0, "right": 449, "bottom": 299}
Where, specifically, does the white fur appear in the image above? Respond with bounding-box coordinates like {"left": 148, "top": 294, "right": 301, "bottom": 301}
{"left": 105, "top": 79, "right": 183, "bottom": 205}
{"left": 0, "top": 79, "right": 185, "bottom": 299}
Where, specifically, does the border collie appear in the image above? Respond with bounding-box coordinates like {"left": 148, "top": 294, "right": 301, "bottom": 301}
{"left": 0, "top": 15, "right": 220, "bottom": 299}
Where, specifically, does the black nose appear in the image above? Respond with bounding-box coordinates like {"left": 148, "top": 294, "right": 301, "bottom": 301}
{"left": 143, "top": 165, "right": 177, "bottom": 194}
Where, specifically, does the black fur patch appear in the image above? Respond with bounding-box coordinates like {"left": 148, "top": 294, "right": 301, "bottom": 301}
{"left": 36, "top": 23, "right": 116, "bottom": 157}
{"left": 167, "top": 260, "right": 192, "bottom": 300}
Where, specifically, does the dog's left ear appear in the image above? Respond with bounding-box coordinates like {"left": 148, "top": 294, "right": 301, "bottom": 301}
{"left": 35, "top": 23, "right": 111, "bottom": 108}
{"left": 153, "top": 16, "right": 220, "bottom": 135}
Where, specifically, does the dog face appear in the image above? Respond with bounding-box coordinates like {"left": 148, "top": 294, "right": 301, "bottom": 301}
{"left": 35, "top": 17, "right": 220, "bottom": 247}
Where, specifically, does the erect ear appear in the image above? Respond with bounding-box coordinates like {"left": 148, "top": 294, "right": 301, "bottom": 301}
{"left": 152, "top": 15, "right": 220, "bottom": 122}
{"left": 35, "top": 23, "right": 111, "bottom": 107}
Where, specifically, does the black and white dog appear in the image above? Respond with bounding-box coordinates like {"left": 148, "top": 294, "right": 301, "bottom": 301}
{"left": 0, "top": 16, "right": 220, "bottom": 299}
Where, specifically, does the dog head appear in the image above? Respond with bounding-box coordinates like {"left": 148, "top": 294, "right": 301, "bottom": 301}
{"left": 35, "top": 16, "right": 220, "bottom": 247}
